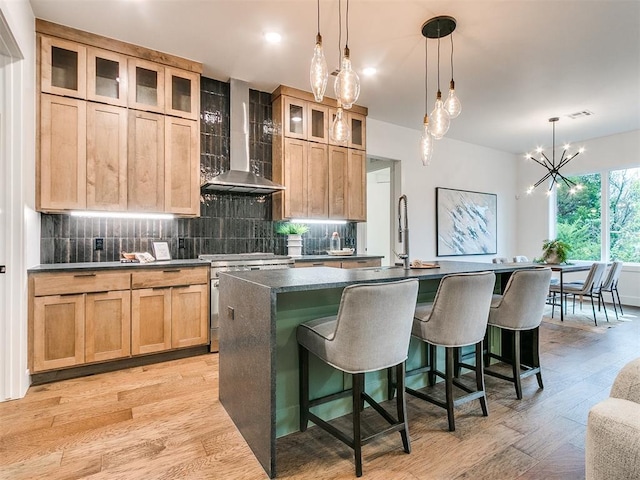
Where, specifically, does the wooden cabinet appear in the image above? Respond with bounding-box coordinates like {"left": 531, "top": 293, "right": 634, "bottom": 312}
{"left": 40, "top": 36, "right": 87, "bottom": 99}
{"left": 165, "top": 67, "right": 200, "bottom": 120}
{"left": 87, "top": 47, "right": 128, "bottom": 107}
{"left": 272, "top": 85, "right": 367, "bottom": 221}
{"left": 30, "top": 270, "right": 131, "bottom": 372}
{"left": 131, "top": 266, "right": 209, "bottom": 355}
{"left": 165, "top": 116, "right": 199, "bottom": 215}
{"left": 39, "top": 94, "right": 87, "bottom": 211}
{"left": 33, "top": 294, "right": 84, "bottom": 371}
{"left": 36, "top": 22, "right": 202, "bottom": 217}
{"left": 29, "top": 265, "right": 209, "bottom": 374}
{"left": 85, "top": 290, "right": 131, "bottom": 363}
{"left": 128, "top": 110, "right": 165, "bottom": 212}
{"left": 347, "top": 149, "right": 367, "bottom": 221}
{"left": 294, "top": 258, "right": 381, "bottom": 269}
{"left": 86, "top": 102, "right": 128, "bottom": 210}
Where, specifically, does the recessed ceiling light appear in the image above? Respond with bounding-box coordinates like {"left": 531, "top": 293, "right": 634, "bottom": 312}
{"left": 264, "top": 32, "right": 282, "bottom": 44}
{"left": 362, "top": 67, "right": 377, "bottom": 76}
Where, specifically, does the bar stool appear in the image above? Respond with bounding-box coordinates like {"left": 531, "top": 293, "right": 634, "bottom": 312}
{"left": 484, "top": 268, "right": 552, "bottom": 399}
{"left": 297, "top": 279, "right": 419, "bottom": 477}
{"left": 406, "top": 271, "right": 495, "bottom": 432}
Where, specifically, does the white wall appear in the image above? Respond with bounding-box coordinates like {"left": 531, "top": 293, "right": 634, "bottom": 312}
{"left": 366, "top": 118, "right": 519, "bottom": 263}
{"left": 366, "top": 168, "right": 391, "bottom": 265}
{"left": 517, "top": 129, "right": 640, "bottom": 306}
{"left": 0, "top": 0, "right": 36, "bottom": 401}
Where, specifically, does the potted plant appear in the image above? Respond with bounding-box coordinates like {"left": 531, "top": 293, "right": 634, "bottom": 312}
{"left": 276, "top": 223, "right": 309, "bottom": 257}
{"left": 541, "top": 239, "right": 572, "bottom": 264}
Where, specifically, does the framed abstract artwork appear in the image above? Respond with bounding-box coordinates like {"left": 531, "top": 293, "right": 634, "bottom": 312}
{"left": 436, "top": 187, "right": 497, "bottom": 256}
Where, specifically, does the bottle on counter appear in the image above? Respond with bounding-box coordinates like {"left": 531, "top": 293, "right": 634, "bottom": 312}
{"left": 330, "top": 232, "right": 341, "bottom": 251}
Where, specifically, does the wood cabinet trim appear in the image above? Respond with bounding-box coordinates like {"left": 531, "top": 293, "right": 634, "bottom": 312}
{"left": 271, "top": 85, "right": 368, "bottom": 116}
{"left": 36, "top": 19, "right": 203, "bottom": 74}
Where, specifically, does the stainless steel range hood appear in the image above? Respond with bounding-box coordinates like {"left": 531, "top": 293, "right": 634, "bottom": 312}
{"left": 201, "top": 78, "right": 285, "bottom": 195}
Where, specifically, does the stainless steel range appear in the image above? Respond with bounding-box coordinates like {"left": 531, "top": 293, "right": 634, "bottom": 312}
{"left": 198, "top": 253, "right": 294, "bottom": 352}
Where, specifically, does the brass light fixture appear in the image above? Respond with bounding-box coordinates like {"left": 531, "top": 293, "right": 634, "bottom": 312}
{"left": 526, "top": 117, "right": 585, "bottom": 195}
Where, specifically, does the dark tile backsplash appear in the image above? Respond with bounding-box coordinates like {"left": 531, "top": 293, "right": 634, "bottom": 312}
{"left": 40, "top": 77, "right": 357, "bottom": 264}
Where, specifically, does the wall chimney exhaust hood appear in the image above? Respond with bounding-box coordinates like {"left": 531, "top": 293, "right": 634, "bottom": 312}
{"left": 201, "top": 79, "right": 285, "bottom": 195}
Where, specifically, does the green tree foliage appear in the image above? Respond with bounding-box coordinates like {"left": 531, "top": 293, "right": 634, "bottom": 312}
{"left": 556, "top": 168, "right": 640, "bottom": 263}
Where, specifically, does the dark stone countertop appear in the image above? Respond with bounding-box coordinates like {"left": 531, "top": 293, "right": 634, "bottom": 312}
{"left": 219, "top": 260, "right": 542, "bottom": 294}
{"left": 28, "top": 259, "right": 211, "bottom": 273}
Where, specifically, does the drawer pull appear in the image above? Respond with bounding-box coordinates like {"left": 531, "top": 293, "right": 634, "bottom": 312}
{"left": 73, "top": 273, "right": 97, "bottom": 277}
{"left": 162, "top": 269, "right": 182, "bottom": 273}
{"left": 312, "top": 263, "right": 324, "bottom": 266}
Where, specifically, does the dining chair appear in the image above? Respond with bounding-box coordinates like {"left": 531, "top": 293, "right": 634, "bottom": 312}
{"left": 598, "top": 261, "right": 624, "bottom": 319}
{"left": 297, "top": 279, "right": 419, "bottom": 477}
{"left": 549, "top": 262, "right": 608, "bottom": 325}
{"left": 492, "top": 257, "right": 508, "bottom": 264}
{"left": 513, "top": 255, "right": 529, "bottom": 262}
{"left": 407, "top": 271, "right": 495, "bottom": 431}
{"left": 484, "top": 268, "right": 552, "bottom": 399}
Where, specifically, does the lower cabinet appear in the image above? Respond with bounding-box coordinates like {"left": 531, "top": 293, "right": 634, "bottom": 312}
{"left": 29, "top": 265, "right": 209, "bottom": 374}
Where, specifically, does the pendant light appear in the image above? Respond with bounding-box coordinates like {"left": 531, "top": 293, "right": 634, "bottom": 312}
{"left": 420, "top": 36, "right": 434, "bottom": 166}
{"left": 309, "top": 0, "right": 328, "bottom": 102}
{"left": 421, "top": 16, "right": 457, "bottom": 141}
{"left": 334, "top": 0, "right": 360, "bottom": 110}
{"left": 443, "top": 31, "right": 462, "bottom": 118}
{"left": 330, "top": 101, "right": 350, "bottom": 144}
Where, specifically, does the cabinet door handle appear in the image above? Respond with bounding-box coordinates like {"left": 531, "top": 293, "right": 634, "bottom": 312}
{"left": 74, "top": 273, "right": 96, "bottom": 277}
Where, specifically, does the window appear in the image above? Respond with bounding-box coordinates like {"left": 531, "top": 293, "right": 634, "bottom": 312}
{"left": 556, "top": 167, "right": 640, "bottom": 263}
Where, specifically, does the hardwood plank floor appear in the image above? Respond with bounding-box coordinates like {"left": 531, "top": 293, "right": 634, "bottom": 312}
{"left": 1, "top": 305, "right": 638, "bottom": 479}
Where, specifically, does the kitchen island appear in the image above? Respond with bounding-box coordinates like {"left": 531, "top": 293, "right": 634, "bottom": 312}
{"left": 218, "top": 260, "right": 539, "bottom": 478}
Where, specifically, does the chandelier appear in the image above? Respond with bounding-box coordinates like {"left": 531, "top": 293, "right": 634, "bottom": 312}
{"left": 526, "top": 117, "right": 585, "bottom": 194}
{"left": 420, "top": 16, "right": 461, "bottom": 166}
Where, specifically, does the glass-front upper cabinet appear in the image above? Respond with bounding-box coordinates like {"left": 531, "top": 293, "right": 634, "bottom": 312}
{"left": 165, "top": 67, "right": 200, "bottom": 121}
{"left": 348, "top": 112, "right": 366, "bottom": 150}
{"left": 283, "top": 97, "right": 307, "bottom": 140}
{"left": 87, "top": 47, "right": 128, "bottom": 107}
{"left": 40, "top": 36, "right": 87, "bottom": 98}
{"left": 128, "top": 58, "right": 165, "bottom": 114}
{"left": 307, "top": 104, "right": 328, "bottom": 144}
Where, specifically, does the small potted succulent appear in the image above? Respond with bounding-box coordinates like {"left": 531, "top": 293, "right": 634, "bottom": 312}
{"left": 276, "top": 223, "right": 309, "bottom": 257}
{"left": 541, "top": 239, "right": 572, "bottom": 264}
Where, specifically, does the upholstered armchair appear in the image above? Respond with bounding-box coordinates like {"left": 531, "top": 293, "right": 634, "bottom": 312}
{"left": 586, "top": 357, "right": 640, "bottom": 479}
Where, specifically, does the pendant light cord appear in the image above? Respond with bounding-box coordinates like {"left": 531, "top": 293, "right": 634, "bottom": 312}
{"left": 449, "top": 31, "right": 454, "bottom": 81}
{"left": 338, "top": 0, "right": 342, "bottom": 61}
{"left": 345, "top": 0, "right": 350, "bottom": 49}
{"left": 425, "top": 37, "right": 429, "bottom": 113}
{"left": 316, "top": 0, "right": 320, "bottom": 35}
{"left": 436, "top": 22, "right": 441, "bottom": 94}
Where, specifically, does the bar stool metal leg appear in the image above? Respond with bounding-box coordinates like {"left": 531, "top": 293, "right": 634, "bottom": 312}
{"left": 445, "top": 347, "right": 455, "bottom": 432}
{"left": 299, "top": 345, "right": 309, "bottom": 432}
{"left": 475, "top": 341, "right": 489, "bottom": 415}
{"left": 352, "top": 373, "right": 363, "bottom": 477}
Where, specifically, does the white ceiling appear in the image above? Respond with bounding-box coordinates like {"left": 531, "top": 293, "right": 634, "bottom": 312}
{"left": 29, "top": 0, "right": 640, "bottom": 155}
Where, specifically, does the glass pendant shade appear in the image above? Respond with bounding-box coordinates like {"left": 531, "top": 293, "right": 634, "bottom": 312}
{"left": 334, "top": 47, "right": 360, "bottom": 109}
{"left": 330, "top": 106, "right": 350, "bottom": 143}
{"left": 309, "top": 34, "right": 328, "bottom": 102}
{"left": 429, "top": 92, "right": 450, "bottom": 139}
{"left": 420, "top": 116, "right": 434, "bottom": 166}
{"left": 443, "top": 80, "right": 462, "bottom": 118}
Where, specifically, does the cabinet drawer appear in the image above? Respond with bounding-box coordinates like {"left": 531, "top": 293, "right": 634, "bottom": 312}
{"left": 294, "top": 260, "right": 342, "bottom": 268}
{"left": 341, "top": 259, "right": 381, "bottom": 269}
{"left": 131, "top": 267, "right": 208, "bottom": 288}
{"left": 33, "top": 271, "right": 131, "bottom": 296}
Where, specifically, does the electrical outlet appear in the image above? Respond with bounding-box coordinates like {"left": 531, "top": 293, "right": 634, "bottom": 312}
{"left": 178, "top": 237, "right": 185, "bottom": 249}
{"left": 95, "top": 238, "right": 104, "bottom": 251}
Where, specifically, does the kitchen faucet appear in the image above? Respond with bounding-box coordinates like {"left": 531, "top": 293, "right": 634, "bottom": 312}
{"left": 397, "top": 194, "right": 410, "bottom": 270}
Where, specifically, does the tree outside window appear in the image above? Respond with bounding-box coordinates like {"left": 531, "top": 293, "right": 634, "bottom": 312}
{"left": 556, "top": 167, "right": 640, "bottom": 263}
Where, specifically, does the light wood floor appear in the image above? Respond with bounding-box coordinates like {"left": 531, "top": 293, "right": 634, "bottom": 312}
{"left": 1, "top": 305, "right": 638, "bottom": 479}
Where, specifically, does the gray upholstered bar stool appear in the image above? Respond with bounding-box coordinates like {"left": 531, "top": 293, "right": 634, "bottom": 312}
{"left": 297, "top": 279, "right": 419, "bottom": 477}
{"left": 484, "top": 268, "right": 552, "bottom": 399}
{"left": 406, "top": 271, "right": 495, "bottom": 432}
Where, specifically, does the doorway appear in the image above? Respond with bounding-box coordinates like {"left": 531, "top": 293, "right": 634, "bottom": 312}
{"left": 359, "top": 156, "right": 401, "bottom": 266}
